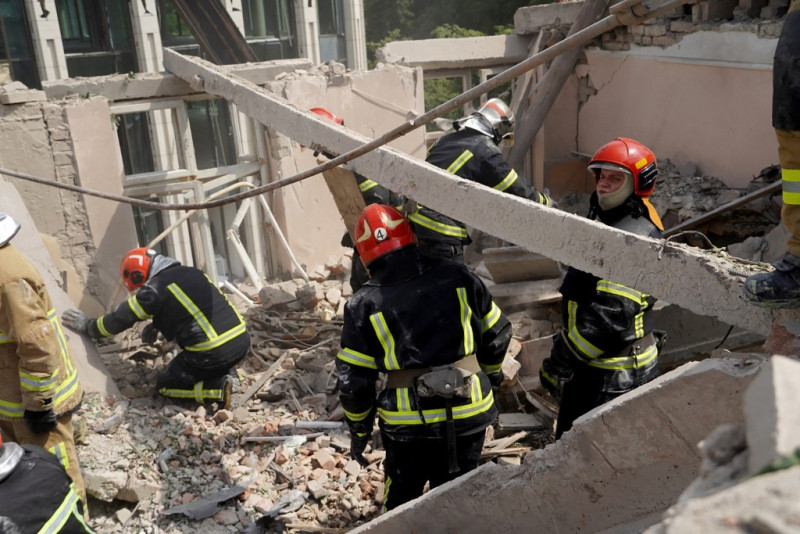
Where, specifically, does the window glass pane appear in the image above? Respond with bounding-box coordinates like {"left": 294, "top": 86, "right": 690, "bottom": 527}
{"left": 158, "top": 0, "right": 196, "bottom": 46}
{"left": 186, "top": 100, "right": 236, "bottom": 169}
{"left": 0, "top": 0, "right": 40, "bottom": 88}
{"left": 132, "top": 205, "right": 167, "bottom": 256}
{"left": 117, "top": 113, "right": 155, "bottom": 175}
{"left": 318, "top": 0, "right": 337, "bottom": 36}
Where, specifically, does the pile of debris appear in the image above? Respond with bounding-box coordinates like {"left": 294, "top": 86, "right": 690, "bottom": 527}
{"left": 78, "top": 252, "right": 553, "bottom": 533}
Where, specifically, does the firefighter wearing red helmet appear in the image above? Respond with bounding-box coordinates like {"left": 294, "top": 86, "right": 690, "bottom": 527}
{"left": 743, "top": 0, "right": 800, "bottom": 307}
{"left": 337, "top": 204, "right": 511, "bottom": 511}
{"left": 408, "top": 97, "right": 554, "bottom": 263}
{"left": 539, "top": 138, "right": 665, "bottom": 439}
{"left": 63, "top": 247, "right": 250, "bottom": 410}
{"left": 0, "top": 430, "right": 95, "bottom": 533}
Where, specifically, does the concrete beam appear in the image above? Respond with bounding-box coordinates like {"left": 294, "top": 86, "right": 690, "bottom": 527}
{"left": 349, "top": 357, "right": 762, "bottom": 533}
{"left": 744, "top": 356, "right": 800, "bottom": 475}
{"left": 41, "top": 59, "right": 313, "bottom": 102}
{"left": 514, "top": 1, "right": 586, "bottom": 34}
{"left": 161, "top": 49, "right": 800, "bottom": 336}
{"left": 376, "top": 35, "right": 532, "bottom": 71}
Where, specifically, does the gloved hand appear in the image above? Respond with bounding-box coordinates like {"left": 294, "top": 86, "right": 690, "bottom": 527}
{"left": 62, "top": 308, "right": 91, "bottom": 334}
{"left": 141, "top": 323, "right": 159, "bottom": 345}
{"left": 350, "top": 431, "right": 370, "bottom": 467}
{"left": 487, "top": 371, "right": 504, "bottom": 389}
{"left": 24, "top": 409, "right": 57, "bottom": 434}
{"left": 538, "top": 335, "right": 576, "bottom": 402}
{"left": 539, "top": 359, "right": 568, "bottom": 402}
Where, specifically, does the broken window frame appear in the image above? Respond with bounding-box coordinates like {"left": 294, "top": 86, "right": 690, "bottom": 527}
{"left": 110, "top": 95, "right": 270, "bottom": 287}
{"left": 318, "top": 0, "right": 346, "bottom": 64}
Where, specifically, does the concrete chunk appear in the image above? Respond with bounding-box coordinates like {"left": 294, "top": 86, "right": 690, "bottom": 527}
{"left": 744, "top": 356, "right": 800, "bottom": 475}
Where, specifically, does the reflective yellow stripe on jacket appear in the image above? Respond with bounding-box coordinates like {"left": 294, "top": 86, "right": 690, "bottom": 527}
{"left": 167, "top": 283, "right": 246, "bottom": 352}
{"left": 407, "top": 211, "right": 469, "bottom": 238}
{"left": 378, "top": 378, "right": 493, "bottom": 425}
{"left": 597, "top": 280, "right": 649, "bottom": 338}
{"left": 1, "top": 309, "right": 80, "bottom": 418}
{"left": 39, "top": 482, "right": 93, "bottom": 534}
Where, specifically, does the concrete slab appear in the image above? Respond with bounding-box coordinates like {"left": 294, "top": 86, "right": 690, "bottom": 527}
{"left": 0, "top": 178, "right": 119, "bottom": 396}
{"left": 744, "top": 355, "right": 800, "bottom": 475}
{"left": 161, "top": 49, "right": 800, "bottom": 337}
{"left": 482, "top": 245, "right": 562, "bottom": 283}
{"left": 514, "top": 2, "right": 586, "bottom": 34}
{"left": 349, "top": 357, "right": 761, "bottom": 533}
{"left": 376, "top": 35, "right": 533, "bottom": 71}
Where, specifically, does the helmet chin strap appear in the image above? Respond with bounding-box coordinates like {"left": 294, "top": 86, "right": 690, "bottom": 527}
{"left": 597, "top": 174, "right": 634, "bottom": 211}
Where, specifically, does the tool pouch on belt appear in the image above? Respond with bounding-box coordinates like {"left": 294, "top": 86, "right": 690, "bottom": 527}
{"left": 415, "top": 364, "right": 473, "bottom": 399}
{"left": 414, "top": 363, "right": 475, "bottom": 474}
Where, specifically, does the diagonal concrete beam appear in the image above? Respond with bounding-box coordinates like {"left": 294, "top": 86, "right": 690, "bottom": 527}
{"left": 162, "top": 49, "right": 799, "bottom": 336}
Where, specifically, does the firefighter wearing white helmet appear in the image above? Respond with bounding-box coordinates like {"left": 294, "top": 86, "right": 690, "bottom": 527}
{"left": 408, "top": 97, "right": 554, "bottom": 263}
{"left": 0, "top": 212, "right": 88, "bottom": 508}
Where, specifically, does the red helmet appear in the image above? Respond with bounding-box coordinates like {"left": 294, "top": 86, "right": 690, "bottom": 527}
{"left": 354, "top": 204, "right": 416, "bottom": 266}
{"left": 310, "top": 107, "right": 344, "bottom": 125}
{"left": 588, "top": 137, "right": 658, "bottom": 196}
{"left": 120, "top": 247, "right": 158, "bottom": 291}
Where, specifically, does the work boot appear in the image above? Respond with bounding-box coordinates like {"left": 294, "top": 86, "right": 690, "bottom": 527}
{"left": 742, "top": 252, "right": 800, "bottom": 308}
{"left": 221, "top": 376, "right": 233, "bottom": 411}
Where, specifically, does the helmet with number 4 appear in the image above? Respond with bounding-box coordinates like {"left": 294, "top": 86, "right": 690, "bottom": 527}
{"left": 588, "top": 137, "right": 658, "bottom": 196}
{"left": 354, "top": 204, "right": 416, "bottom": 266}
{"left": 120, "top": 247, "right": 158, "bottom": 291}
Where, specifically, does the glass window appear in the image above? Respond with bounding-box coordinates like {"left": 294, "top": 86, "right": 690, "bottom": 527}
{"left": 0, "top": 0, "right": 40, "bottom": 88}
{"left": 318, "top": 0, "right": 343, "bottom": 36}
{"left": 242, "top": 0, "right": 297, "bottom": 61}
{"left": 186, "top": 99, "right": 236, "bottom": 169}
{"left": 117, "top": 113, "right": 155, "bottom": 176}
{"left": 56, "top": 0, "right": 137, "bottom": 77}
{"left": 132, "top": 205, "right": 167, "bottom": 256}
{"left": 157, "top": 0, "right": 196, "bottom": 46}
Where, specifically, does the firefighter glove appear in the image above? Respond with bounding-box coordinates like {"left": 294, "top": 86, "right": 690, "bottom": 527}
{"left": 141, "top": 323, "right": 159, "bottom": 345}
{"left": 62, "top": 308, "right": 91, "bottom": 334}
{"left": 350, "top": 431, "right": 370, "bottom": 467}
{"left": 487, "top": 371, "right": 504, "bottom": 389}
{"left": 24, "top": 409, "right": 57, "bottom": 434}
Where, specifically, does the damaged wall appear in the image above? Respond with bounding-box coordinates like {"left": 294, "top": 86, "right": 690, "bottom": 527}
{"left": 575, "top": 30, "right": 778, "bottom": 188}
{"left": 263, "top": 64, "right": 426, "bottom": 272}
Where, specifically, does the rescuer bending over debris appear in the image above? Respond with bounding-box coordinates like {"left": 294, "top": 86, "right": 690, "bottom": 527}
{"left": 539, "top": 138, "right": 666, "bottom": 438}
{"left": 408, "top": 97, "right": 554, "bottom": 262}
{"left": 62, "top": 247, "right": 250, "bottom": 410}
{"left": 336, "top": 204, "right": 511, "bottom": 511}
{"left": 0, "top": 212, "right": 88, "bottom": 508}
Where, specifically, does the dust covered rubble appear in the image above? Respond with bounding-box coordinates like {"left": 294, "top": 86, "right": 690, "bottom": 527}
{"left": 77, "top": 252, "right": 547, "bottom": 533}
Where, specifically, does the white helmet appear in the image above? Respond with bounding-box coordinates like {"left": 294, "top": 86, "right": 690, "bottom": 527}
{"left": 0, "top": 213, "right": 20, "bottom": 247}
{"left": 476, "top": 98, "right": 515, "bottom": 141}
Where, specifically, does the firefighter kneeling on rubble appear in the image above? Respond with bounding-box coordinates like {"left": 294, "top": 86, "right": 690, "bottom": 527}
{"left": 0, "top": 430, "right": 95, "bottom": 533}
{"left": 336, "top": 204, "right": 512, "bottom": 512}
{"left": 62, "top": 248, "right": 250, "bottom": 410}
{"left": 539, "top": 138, "right": 666, "bottom": 439}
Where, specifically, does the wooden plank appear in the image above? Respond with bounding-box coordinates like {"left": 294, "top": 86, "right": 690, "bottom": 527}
{"left": 321, "top": 164, "right": 365, "bottom": 243}
{"left": 232, "top": 353, "right": 287, "bottom": 409}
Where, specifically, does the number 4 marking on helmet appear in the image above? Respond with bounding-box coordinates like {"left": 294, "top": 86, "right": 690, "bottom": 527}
{"left": 374, "top": 228, "right": 388, "bottom": 241}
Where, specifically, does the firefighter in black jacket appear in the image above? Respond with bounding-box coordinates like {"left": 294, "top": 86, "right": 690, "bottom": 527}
{"left": 62, "top": 248, "right": 250, "bottom": 409}
{"left": 0, "top": 431, "right": 95, "bottom": 533}
{"left": 408, "top": 98, "right": 553, "bottom": 262}
{"left": 539, "top": 138, "right": 664, "bottom": 438}
{"left": 337, "top": 204, "right": 512, "bottom": 511}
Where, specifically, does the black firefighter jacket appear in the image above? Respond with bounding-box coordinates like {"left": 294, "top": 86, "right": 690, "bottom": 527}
{"left": 554, "top": 196, "right": 663, "bottom": 393}
{"left": 87, "top": 265, "right": 249, "bottom": 367}
{"left": 408, "top": 129, "right": 551, "bottom": 246}
{"left": 336, "top": 247, "right": 512, "bottom": 441}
